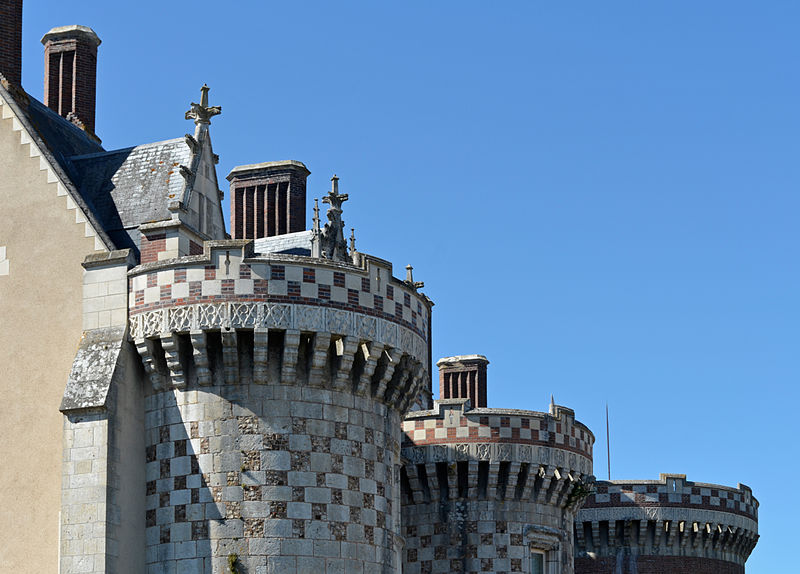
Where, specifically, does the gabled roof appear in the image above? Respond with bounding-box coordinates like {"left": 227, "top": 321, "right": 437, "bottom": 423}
{"left": 67, "top": 138, "right": 193, "bottom": 251}
{"left": 0, "top": 77, "right": 217, "bottom": 255}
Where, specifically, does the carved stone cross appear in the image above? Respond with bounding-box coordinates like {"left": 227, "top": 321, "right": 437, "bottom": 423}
{"left": 319, "top": 175, "right": 350, "bottom": 262}
{"left": 185, "top": 84, "right": 221, "bottom": 126}
{"left": 322, "top": 175, "right": 349, "bottom": 213}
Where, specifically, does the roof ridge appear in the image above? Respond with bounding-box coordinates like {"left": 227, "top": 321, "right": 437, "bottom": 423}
{"left": 69, "top": 137, "right": 187, "bottom": 161}
{"left": 26, "top": 96, "right": 103, "bottom": 148}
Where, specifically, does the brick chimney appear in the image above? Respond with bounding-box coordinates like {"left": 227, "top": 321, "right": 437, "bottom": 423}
{"left": 41, "top": 25, "right": 101, "bottom": 133}
{"left": 227, "top": 161, "right": 310, "bottom": 239}
{"left": 0, "top": 0, "right": 23, "bottom": 86}
{"left": 437, "top": 355, "right": 489, "bottom": 408}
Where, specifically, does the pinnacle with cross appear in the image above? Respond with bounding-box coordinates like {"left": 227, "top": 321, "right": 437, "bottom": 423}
{"left": 316, "top": 175, "right": 351, "bottom": 262}
{"left": 322, "top": 175, "right": 349, "bottom": 213}
{"left": 185, "top": 84, "right": 221, "bottom": 126}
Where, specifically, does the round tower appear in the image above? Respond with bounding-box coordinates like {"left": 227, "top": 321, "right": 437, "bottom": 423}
{"left": 401, "top": 356, "right": 595, "bottom": 574}
{"left": 130, "top": 183, "right": 431, "bottom": 572}
{"left": 574, "top": 474, "right": 759, "bottom": 574}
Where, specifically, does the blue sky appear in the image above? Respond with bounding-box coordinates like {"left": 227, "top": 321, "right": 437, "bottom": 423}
{"left": 23, "top": 1, "right": 798, "bottom": 570}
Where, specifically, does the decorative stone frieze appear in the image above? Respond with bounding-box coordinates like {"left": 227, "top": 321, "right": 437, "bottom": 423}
{"left": 130, "top": 302, "right": 426, "bottom": 362}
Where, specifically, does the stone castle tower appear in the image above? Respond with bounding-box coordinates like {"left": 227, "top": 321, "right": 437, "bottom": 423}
{"left": 401, "top": 357, "right": 595, "bottom": 574}
{"left": 0, "top": 1, "right": 759, "bottom": 572}
{"left": 574, "top": 474, "right": 759, "bottom": 574}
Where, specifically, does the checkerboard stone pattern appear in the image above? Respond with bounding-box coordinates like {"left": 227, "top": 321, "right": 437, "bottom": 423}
{"left": 400, "top": 400, "right": 595, "bottom": 574}
{"left": 145, "top": 385, "right": 403, "bottom": 574}
{"left": 574, "top": 475, "right": 759, "bottom": 574}
{"left": 128, "top": 249, "right": 430, "bottom": 346}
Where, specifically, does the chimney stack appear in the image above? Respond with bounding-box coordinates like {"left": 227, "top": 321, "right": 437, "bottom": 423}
{"left": 0, "top": 0, "right": 23, "bottom": 86}
{"left": 41, "top": 25, "right": 101, "bottom": 133}
{"left": 227, "top": 161, "right": 310, "bottom": 240}
{"left": 437, "top": 355, "right": 489, "bottom": 408}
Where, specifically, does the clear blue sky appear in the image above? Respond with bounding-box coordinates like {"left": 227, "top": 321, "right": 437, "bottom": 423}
{"left": 23, "top": 1, "right": 797, "bottom": 571}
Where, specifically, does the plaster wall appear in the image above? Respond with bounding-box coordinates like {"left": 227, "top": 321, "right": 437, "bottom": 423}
{"left": 0, "top": 100, "right": 103, "bottom": 570}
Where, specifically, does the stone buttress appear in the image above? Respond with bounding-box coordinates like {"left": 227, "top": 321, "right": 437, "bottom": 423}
{"left": 574, "top": 474, "right": 759, "bottom": 574}
{"left": 401, "top": 393, "right": 595, "bottom": 574}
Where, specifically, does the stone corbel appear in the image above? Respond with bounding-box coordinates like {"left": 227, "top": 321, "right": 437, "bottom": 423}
{"left": 184, "top": 134, "right": 199, "bottom": 154}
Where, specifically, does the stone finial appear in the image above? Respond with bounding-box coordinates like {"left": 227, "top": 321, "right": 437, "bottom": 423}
{"left": 350, "top": 228, "right": 356, "bottom": 253}
{"left": 405, "top": 265, "right": 425, "bottom": 290}
{"left": 318, "top": 175, "right": 350, "bottom": 262}
{"left": 323, "top": 175, "right": 348, "bottom": 212}
{"left": 550, "top": 394, "right": 556, "bottom": 415}
{"left": 313, "top": 199, "right": 321, "bottom": 230}
{"left": 311, "top": 198, "right": 322, "bottom": 257}
{"left": 185, "top": 84, "right": 221, "bottom": 134}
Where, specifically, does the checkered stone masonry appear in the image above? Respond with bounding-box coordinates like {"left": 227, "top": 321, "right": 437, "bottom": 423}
{"left": 144, "top": 383, "right": 404, "bottom": 574}
{"left": 574, "top": 474, "right": 759, "bottom": 574}
{"left": 129, "top": 248, "right": 428, "bottom": 342}
{"left": 401, "top": 399, "right": 595, "bottom": 574}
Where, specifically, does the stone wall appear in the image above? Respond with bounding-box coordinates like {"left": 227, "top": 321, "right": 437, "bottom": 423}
{"left": 144, "top": 385, "right": 403, "bottom": 573}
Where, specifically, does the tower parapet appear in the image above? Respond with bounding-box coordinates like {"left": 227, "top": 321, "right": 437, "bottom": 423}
{"left": 401, "top": 395, "right": 594, "bottom": 574}
{"left": 574, "top": 474, "right": 758, "bottom": 574}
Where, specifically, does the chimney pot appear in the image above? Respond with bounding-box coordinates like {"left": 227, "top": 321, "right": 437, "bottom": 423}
{"left": 41, "top": 24, "right": 101, "bottom": 133}
{"left": 437, "top": 355, "right": 489, "bottom": 408}
{"left": 226, "top": 161, "right": 311, "bottom": 240}
{"left": 0, "top": 0, "right": 24, "bottom": 86}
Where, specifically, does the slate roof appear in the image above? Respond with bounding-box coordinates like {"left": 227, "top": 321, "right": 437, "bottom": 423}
{"left": 253, "top": 230, "right": 313, "bottom": 256}
{"left": 67, "top": 138, "right": 192, "bottom": 252}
